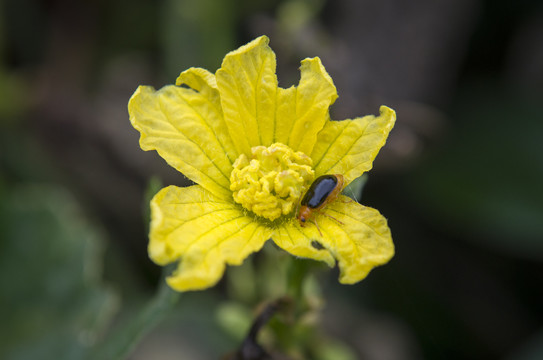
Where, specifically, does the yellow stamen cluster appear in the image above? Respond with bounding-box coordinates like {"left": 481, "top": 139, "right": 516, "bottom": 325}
{"left": 230, "top": 143, "right": 314, "bottom": 221}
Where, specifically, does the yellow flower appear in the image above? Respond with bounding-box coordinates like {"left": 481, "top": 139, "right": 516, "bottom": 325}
{"left": 128, "top": 36, "right": 396, "bottom": 291}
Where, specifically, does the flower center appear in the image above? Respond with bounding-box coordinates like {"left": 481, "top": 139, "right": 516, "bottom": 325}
{"left": 230, "top": 143, "right": 314, "bottom": 221}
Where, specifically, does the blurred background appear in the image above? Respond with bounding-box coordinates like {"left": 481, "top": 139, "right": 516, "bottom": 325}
{"left": 1, "top": 0, "right": 542, "bottom": 359}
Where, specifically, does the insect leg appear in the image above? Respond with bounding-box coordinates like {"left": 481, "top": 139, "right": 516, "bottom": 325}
{"left": 322, "top": 212, "right": 344, "bottom": 225}
{"left": 312, "top": 217, "right": 323, "bottom": 237}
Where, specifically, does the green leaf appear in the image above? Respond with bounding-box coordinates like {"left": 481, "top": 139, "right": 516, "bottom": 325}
{"left": 343, "top": 174, "right": 368, "bottom": 202}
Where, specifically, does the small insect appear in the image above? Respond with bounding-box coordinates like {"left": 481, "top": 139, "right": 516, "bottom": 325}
{"left": 297, "top": 174, "right": 345, "bottom": 235}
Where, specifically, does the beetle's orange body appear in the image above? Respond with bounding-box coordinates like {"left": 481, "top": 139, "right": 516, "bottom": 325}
{"left": 297, "top": 174, "right": 344, "bottom": 231}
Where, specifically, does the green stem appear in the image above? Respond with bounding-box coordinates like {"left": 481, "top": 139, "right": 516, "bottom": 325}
{"left": 91, "top": 267, "right": 180, "bottom": 360}
{"left": 286, "top": 258, "right": 311, "bottom": 306}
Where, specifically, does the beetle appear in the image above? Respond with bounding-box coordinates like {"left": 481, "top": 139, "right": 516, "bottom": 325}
{"left": 297, "top": 174, "right": 345, "bottom": 235}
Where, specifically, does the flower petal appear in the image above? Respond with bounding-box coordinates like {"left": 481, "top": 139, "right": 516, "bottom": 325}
{"left": 150, "top": 185, "right": 273, "bottom": 291}
{"left": 175, "top": 67, "right": 238, "bottom": 164}
{"left": 128, "top": 83, "right": 233, "bottom": 199}
{"left": 272, "top": 221, "right": 336, "bottom": 267}
{"left": 311, "top": 106, "right": 396, "bottom": 184}
{"left": 176, "top": 67, "right": 218, "bottom": 90}
{"left": 274, "top": 196, "right": 393, "bottom": 284}
{"left": 323, "top": 196, "right": 393, "bottom": 283}
{"left": 276, "top": 57, "right": 338, "bottom": 155}
{"left": 216, "top": 36, "right": 278, "bottom": 155}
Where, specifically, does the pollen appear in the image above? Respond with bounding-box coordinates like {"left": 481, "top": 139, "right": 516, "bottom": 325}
{"left": 230, "top": 143, "right": 314, "bottom": 221}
